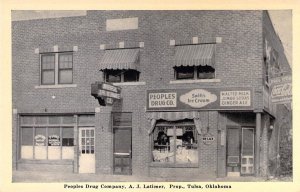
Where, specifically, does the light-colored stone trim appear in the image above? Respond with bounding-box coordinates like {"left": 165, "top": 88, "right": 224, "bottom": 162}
{"left": 35, "top": 84, "right": 77, "bottom": 89}
{"left": 112, "top": 82, "right": 146, "bottom": 86}
{"left": 169, "top": 79, "right": 221, "bottom": 84}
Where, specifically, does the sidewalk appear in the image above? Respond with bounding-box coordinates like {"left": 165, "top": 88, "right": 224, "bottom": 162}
{"left": 12, "top": 170, "right": 269, "bottom": 183}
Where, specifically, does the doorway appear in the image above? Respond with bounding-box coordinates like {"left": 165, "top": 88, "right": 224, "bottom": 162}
{"left": 226, "top": 127, "right": 255, "bottom": 176}
{"left": 112, "top": 112, "right": 132, "bottom": 175}
{"left": 79, "top": 127, "right": 95, "bottom": 173}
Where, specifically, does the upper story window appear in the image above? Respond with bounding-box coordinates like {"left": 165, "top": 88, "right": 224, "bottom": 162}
{"left": 104, "top": 69, "right": 140, "bottom": 83}
{"left": 99, "top": 48, "right": 140, "bottom": 83}
{"left": 174, "top": 65, "right": 215, "bottom": 80}
{"left": 40, "top": 52, "right": 73, "bottom": 85}
{"left": 173, "top": 44, "right": 216, "bottom": 80}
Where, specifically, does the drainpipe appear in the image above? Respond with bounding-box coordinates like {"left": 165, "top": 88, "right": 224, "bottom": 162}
{"left": 255, "top": 112, "right": 262, "bottom": 177}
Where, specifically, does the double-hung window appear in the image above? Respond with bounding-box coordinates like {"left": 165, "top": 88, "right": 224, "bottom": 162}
{"left": 40, "top": 52, "right": 73, "bottom": 85}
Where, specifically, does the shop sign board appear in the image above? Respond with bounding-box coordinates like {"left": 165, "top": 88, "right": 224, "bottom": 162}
{"left": 147, "top": 87, "right": 252, "bottom": 111}
{"left": 270, "top": 75, "right": 292, "bottom": 104}
{"left": 91, "top": 82, "right": 121, "bottom": 106}
{"left": 202, "top": 133, "right": 215, "bottom": 145}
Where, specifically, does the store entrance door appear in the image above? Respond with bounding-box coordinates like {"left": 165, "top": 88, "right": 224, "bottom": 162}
{"left": 241, "top": 127, "right": 255, "bottom": 175}
{"left": 226, "top": 127, "right": 255, "bottom": 176}
{"left": 79, "top": 127, "right": 95, "bottom": 173}
{"left": 113, "top": 128, "right": 132, "bottom": 175}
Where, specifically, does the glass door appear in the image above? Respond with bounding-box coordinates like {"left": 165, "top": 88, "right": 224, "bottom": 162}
{"left": 241, "top": 127, "right": 255, "bottom": 175}
{"left": 79, "top": 127, "right": 95, "bottom": 173}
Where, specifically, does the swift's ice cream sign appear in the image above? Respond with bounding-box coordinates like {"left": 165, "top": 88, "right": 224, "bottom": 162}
{"left": 147, "top": 87, "right": 252, "bottom": 111}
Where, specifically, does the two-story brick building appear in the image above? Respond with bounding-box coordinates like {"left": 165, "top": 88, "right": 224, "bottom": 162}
{"left": 12, "top": 10, "right": 291, "bottom": 179}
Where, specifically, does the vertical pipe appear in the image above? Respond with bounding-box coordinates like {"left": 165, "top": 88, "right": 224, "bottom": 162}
{"left": 255, "top": 112, "right": 261, "bottom": 176}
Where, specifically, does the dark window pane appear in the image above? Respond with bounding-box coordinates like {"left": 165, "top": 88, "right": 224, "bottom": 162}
{"left": 42, "top": 70, "right": 55, "bottom": 84}
{"left": 59, "top": 69, "right": 73, "bottom": 84}
{"left": 197, "top": 65, "right": 215, "bottom": 79}
{"left": 113, "top": 113, "right": 132, "bottom": 126}
{"left": 62, "top": 138, "right": 74, "bottom": 146}
{"left": 105, "top": 70, "right": 122, "bottom": 83}
{"left": 35, "top": 116, "right": 47, "bottom": 124}
{"left": 21, "top": 127, "right": 33, "bottom": 145}
{"left": 78, "top": 115, "right": 94, "bottom": 125}
{"left": 62, "top": 116, "right": 74, "bottom": 124}
{"left": 124, "top": 70, "right": 139, "bottom": 82}
{"left": 35, "top": 127, "right": 47, "bottom": 146}
{"left": 49, "top": 116, "right": 61, "bottom": 124}
{"left": 41, "top": 55, "right": 55, "bottom": 70}
{"left": 59, "top": 54, "right": 72, "bottom": 69}
{"left": 48, "top": 127, "right": 60, "bottom": 146}
{"left": 174, "top": 66, "right": 194, "bottom": 79}
{"left": 21, "top": 116, "right": 34, "bottom": 125}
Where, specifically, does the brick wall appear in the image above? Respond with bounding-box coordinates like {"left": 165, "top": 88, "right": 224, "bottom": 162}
{"left": 13, "top": 10, "right": 274, "bottom": 177}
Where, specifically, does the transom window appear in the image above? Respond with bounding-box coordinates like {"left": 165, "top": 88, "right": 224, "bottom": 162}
{"left": 174, "top": 65, "right": 215, "bottom": 80}
{"left": 152, "top": 120, "right": 198, "bottom": 164}
{"left": 104, "top": 69, "right": 140, "bottom": 83}
{"left": 40, "top": 52, "right": 73, "bottom": 85}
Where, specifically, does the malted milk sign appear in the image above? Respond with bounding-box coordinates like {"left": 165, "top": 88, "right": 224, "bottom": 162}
{"left": 147, "top": 87, "right": 252, "bottom": 111}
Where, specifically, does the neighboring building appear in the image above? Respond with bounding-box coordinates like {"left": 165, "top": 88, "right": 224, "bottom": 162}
{"left": 12, "top": 10, "right": 291, "bottom": 179}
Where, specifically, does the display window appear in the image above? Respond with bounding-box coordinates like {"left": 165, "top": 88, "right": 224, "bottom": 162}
{"left": 152, "top": 120, "right": 198, "bottom": 164}
{"left": 20, "top": 115, "right": 75, "bottom": 160}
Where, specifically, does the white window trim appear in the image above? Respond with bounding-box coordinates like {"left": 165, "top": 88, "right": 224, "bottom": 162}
{"left": 35, "top": 84, "right": 77, "bottom": 89}
{"left": 40, "top": 52, "right": 74, "bottom": 86}
{"left": 112, "top": 82, "right": 146, "bottom": 86}
{"left": 170, "top": 79, "right": 221, "bottom": 84}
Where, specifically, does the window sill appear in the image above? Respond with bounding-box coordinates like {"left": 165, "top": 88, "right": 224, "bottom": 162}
{"left": 170, "top": 79, "right": 221, "bottom": 84}
{"left": 112, "top": 82, "right": 146, "bottom": 86}
{"left": 149, "top": 162, "right": 198, "bottom": 168}
{"left": 35, "top": 84, "right": 77, "bottom": 89}
{"left": 18, "top": 159, "right": 73, "bottom": 164}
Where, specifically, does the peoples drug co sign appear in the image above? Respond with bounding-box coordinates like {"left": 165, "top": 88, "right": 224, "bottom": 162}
{"left": 147, "top": 87, "right": 253, "bottom": 111}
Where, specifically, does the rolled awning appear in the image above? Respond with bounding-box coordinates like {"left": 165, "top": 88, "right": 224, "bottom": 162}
{"left": 174, "top": 44, "right": 215, "bottom": 67}
{"left": 99, "top": 49, "right": 139, "bottom": 70}
{"left": 147, "top": 111, "right": 203, "bottom": 135}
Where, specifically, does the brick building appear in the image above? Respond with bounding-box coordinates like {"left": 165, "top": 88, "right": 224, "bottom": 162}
{"left": 12, "top": 10, "right": 291, "bottom": 179}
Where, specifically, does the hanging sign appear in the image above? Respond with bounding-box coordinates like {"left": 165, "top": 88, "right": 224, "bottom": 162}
{"left": 91, "top": 82, "right": 121, "bottom": 106}
{"left": 147, "top": 87, "right": 252, "bottom": 111}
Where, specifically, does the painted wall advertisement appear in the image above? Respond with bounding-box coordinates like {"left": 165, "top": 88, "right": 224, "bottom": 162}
{"left": 147, "top": 87, "right": 252, "bottom": 111}
{"left": 270, "top": 75, "right": 292, "bottom": 104}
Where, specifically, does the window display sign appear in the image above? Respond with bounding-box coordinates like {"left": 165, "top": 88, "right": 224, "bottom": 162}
{"left": 147, "top": 87, "right": 253, "bottom": 111}
{"left": 35, "top": 135, "right": 46, "bottom": 146}
{"left": 48, "top": 135, "right": 60, "bottom": 146}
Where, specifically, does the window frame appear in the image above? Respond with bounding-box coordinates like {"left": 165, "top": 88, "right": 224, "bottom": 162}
{"left": 151, "top": 121, "right": 198, "bottom": 165}
{"left": 40, "top": 52, "right": 74, "bottom": 85}
{"left": 40, "top": 54, "right": 55, "bottom": 85}
{"left": 19, "top": 115, "right": 76, "bottom": 160}
{"left": 174, "top": 65, "right": 215, "bottom": 80}
{"left": 104, "top": 69, "right": 140, "bottom": 83}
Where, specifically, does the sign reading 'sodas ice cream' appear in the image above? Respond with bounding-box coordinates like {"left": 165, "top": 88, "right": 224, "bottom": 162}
{"left": 147, "top": 87, "right": 252, "bottom": 111}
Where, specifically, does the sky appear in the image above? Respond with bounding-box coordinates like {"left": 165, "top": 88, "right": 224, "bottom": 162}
{"left": 11, "top": 10, "right": 292, "bottom": 66}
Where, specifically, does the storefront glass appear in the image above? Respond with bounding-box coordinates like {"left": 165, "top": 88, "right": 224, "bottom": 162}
{"left": 152, "top": 120, "right": 198, "bottom": 164}
{"left": 20, "top": 115, "right": 74, "bottom": 160}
